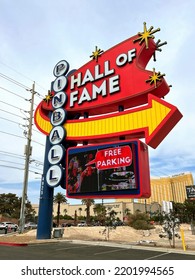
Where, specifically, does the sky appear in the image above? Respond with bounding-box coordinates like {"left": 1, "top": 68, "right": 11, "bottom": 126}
{"left": 0, "top": 0, "right": 195, "bottom": 205}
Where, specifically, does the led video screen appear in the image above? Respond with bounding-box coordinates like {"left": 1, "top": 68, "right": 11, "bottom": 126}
{"left": 66, "top": 140, "right": 150, "bottom": 199}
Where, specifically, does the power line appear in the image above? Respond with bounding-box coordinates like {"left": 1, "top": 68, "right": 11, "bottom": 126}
{"left": 0, "top": 109, "right": 26, "bottom": 120}
{"left": 0, "top": 100, "right": 28, "bottom": 112}
{"left": 0, "top": 150, "right": 25, "bottom": 159}
{"left": 0, "top": 84, "right": 44, "bottom": 102}
{"left": 31, "top": 139, "right": 45, "bottom": 146}
{"left": 0, "top": 60, "right": 48, "bottom": 92}
{"left": 0, "top": 128, "right": 45, "bottom": 146}
{"left": 0, "top": 109, "right": 44, "bottom": 146}
{"left": 0, "top": 116, "right": 24, "bottom": 125}
{"left": 0, "top": 160, "right": 43, "bottom": 172}
{"left": 30, "top": 159, "right": 44, "bottom": 166}
{"left": 0, "top": 159, "right": 24, "bottom": 166}
{"left": 0, "top": 151, "right": 42, "bottom": 164}
{"left": 0, "top": 72, "right": 31, "bottom": 90}
{"left": 0, "top": 61, "right": 34, "bottom": 82}
{"left": 34, "top": 91, "right": 45, "bottom": 100}
{"left": 0, "top": 164, "right": 24, "bottom": 171}
{"left": 0, "top": 86, "right": 29, "bottom": 101}
{"left": 0, "top": 130, "right": 26, "bottom": 139}
{"left": 0, "top": 165, "right": 43, "bottom": 178}
{"left": 0, "top": 97, "right": 39, "bottom": 124}
{"left": 32, "top": 128, "right": 44, "bottom": 135}
{"left": 0, "top": 151, "right": 43, "bottom": 167}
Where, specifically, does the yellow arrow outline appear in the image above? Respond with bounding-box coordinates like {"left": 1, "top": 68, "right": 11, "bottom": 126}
{"left": 34, "top": 94, "right": 182, "bottom": 148}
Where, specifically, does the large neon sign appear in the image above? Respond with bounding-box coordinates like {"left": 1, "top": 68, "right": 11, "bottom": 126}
{"left": 34, "top": 22, "right": 182, "bottom": 196}
{"left": 36, "top": 23, "right": 183, "bottom": 239}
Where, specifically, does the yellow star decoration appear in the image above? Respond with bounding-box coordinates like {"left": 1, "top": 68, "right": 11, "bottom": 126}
{"left": 133, "top": 22, "right": 160, "bottom": 49}
{"left": 146, "top": 68, "right": 165, "bottom": 88}
{"left": 90, "top": 46, "right": 104, "bottom": 62}
{"left": 43, "top": 91, "right": 53, "bottom": 103}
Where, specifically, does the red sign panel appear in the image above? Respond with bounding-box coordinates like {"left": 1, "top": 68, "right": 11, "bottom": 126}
{"left": 41, "top": 36, "right": 169, "bottom": 117}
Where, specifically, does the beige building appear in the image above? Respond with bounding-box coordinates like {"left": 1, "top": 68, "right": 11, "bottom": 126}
{"left": 116, "top": 172, "right": 194, "bottom": 206}
{"left": 51, "top": 200, "right": 154, "bottom": 221}
{"left": 33, "top": 200, "right": 157, "bottom": 222}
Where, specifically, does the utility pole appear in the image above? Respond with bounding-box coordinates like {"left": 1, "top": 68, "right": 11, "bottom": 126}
{"left": 19, "top": 82, "right": 35, "bottom": 233}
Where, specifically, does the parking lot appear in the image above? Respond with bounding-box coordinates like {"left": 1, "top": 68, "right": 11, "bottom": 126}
{"left": 0, "top": 229, "right": 17, "bottom": 235}
{"left": 0, "top": 240, "right": 195, "bottom": 260}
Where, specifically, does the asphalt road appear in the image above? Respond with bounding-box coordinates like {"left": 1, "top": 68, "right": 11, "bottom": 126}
{"left": 0, "top": 241, "right": 195, "bottom": 260}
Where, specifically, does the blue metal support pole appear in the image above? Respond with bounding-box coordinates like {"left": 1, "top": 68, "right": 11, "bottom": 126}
{"left": 36, "top": 136, "right": 53, "bottom": 239}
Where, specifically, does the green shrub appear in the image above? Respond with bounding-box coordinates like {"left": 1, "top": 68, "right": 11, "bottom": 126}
{"left": 131, "top": 219, "right": 153, "bottom": 230}
{"left": 127, "top": 211, "right": 154, "bottom": 230}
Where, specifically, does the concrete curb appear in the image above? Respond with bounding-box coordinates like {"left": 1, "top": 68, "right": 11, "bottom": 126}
{"left": 0, "top": 241, "right": 28, "bottom": 247}
{"left": 70, "top": 239, "right": 195, "bottom": 255}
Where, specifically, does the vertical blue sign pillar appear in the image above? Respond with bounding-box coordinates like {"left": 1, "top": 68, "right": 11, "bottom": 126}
{"left": 37, "top": 136, "right": 53, "bottom": 239}
{"left": 36, "top": 60, "right": 70, "bottom": 239}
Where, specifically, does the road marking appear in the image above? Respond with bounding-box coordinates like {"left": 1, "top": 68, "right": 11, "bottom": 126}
{"left": 94, "top": 248, "right": 130, "bottom": 255}
{"left": 55, "top": 245, "right": 95, "bottom": 251}
{"left": 144, "top": 252, "right": 170, "bottom": 260}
